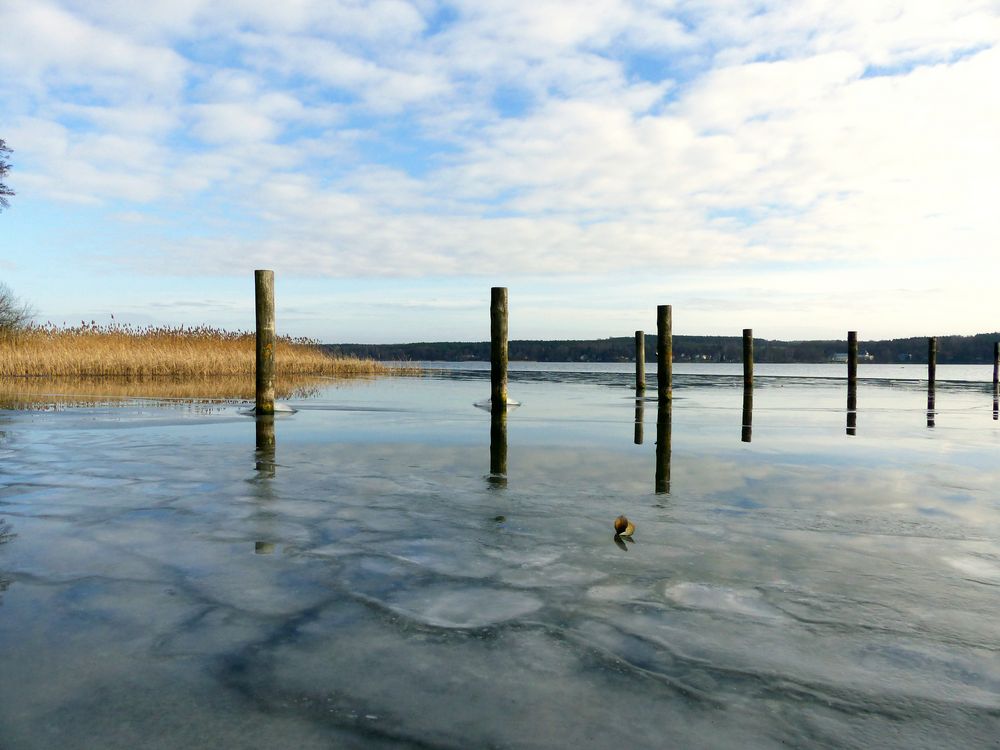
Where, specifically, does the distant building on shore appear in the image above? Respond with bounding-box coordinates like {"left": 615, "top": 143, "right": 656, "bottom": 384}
{"left": 830, "top": 352, "right": 875, "bottom": 363}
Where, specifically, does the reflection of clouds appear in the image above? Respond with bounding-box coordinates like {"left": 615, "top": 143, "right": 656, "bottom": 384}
{"left": 942, "top": 555, "right": 1000, "bottom": 584}
{"left": 1, "top": 384, "right": 1000, "bottom": 746}
{"left": 283, "top": 422, "right": 1000, "bottom": 532}
{"left": 675, "top": 453, "right": 1000, "bottom": 531}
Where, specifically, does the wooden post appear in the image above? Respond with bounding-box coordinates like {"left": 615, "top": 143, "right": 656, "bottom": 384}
{"left": 928, "top": 337, "right": 937, "bottom": 388}
{"left": 657, "top": 305, "right": 672, "bottom": 401}
{"left": 743, "top": 329, "right": 753, "bottom": 389}
{"left": 992, "top": 341, "right": 998, "bottom": 394}
{"left": 635, "top": 330, "right": 645, "bottom": 393}
{"left": 847, "top": 331, "right": 858, "bottom": 388}
{"left": 846, "top": 331, "right": 857, "bottom": 436}
{"left": 255, "top": 414, "right": 275, "bottom": 452}
{"left": 634, "top": 329, "right": 645, "bottom": 444}
{"left": 655, "top": 401, "right": 671, "bottom": 494}
{"left": 490, "top": 287, "right": 508, "bottom": 411}
{"left": 254, "top": 269, "right": 275, "bottom": 415}
{"left": 993, "top": 340, "right": 999, "bottom": 419}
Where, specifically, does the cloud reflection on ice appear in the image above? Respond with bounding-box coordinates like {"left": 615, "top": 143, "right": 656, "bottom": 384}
{"left": 0, "top": 369, "right": 999, "bottom": 748}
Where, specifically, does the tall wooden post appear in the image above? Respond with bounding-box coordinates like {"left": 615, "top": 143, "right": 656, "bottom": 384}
{"left": 635, "top": 330, "right": 645, "bottom": 393}
{"left": 994, "top": 341, "right": 999, "bottom": 420}
{"left": 992, "top": 341, "right": 998, "bottom": 394}
{"left": 255, "top": 270, "right": 275, "bottom": 415}
{"left": 846, "top": 331, "right": 858, "bottom": 437}
{"left": 657, "top": 305, "right": 672, "bottom": 402}
{"left": 926, "top": 336, "right": 937, "bottom": 429}
{"left": 847, "top": 331, "right": 858, "bottom": 388}
{"left": 928, "top": 337, "right": 937, "bottom": 388}
{"left": 743, "top": 328, "right": 753, "bottom": 389}
{"left": 490, "top": 287, "right": 508, "bottom": 411}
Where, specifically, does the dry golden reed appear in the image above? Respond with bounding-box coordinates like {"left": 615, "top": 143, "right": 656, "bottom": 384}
{"left": 0, "top": 322, "right": 416, "bottom": 378}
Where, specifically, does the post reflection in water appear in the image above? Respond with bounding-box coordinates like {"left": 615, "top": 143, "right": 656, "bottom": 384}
{"left": 993, "top": 393, "right": 998, "bottom": 421}
{"left": 634, "top": 398, "right": 644, "bottom": 445}
{"left": 741, "top": 386, "right": 753, "bottom": 443}
{"left": 655, "top": 401, "right": 671, "bottom": 494}
{"left": 847, "top": 387, "right": 857, "bottom": 436}
{"left": 253, "top": 415, "right": 277, "bottom": 554}
{"left": 255, "top": 415, "right": 277, "bottom": 477}
{"left": 0, "top": 518, "right": 13, "bottom": 605}
{"left": 488, "top": 407, "right": 508, "bottom": 487}
{"left": 927, "top": 388, "right": 936, "bottom": 429}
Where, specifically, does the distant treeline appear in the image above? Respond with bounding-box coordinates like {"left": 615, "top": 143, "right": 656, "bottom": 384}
{"left": 323, "top": 332, "right": 1000, "bottom": 364}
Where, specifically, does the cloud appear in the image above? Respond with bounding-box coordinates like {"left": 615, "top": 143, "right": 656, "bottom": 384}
{"left": 0, "top": 0, "right": 187, "bottom": 101}
{"left": 2, "top": 0, "right": 999, "bottom": 312}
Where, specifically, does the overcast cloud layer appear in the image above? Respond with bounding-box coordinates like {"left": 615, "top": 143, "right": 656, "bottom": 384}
{"left": 2, "top": 0, "right": 999, "bottom": 340}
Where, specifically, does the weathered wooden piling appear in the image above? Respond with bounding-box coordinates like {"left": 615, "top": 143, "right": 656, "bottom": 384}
{"left": 655, "top": 401, "right": 671, "bottom": 494}
{"left": 992, "top": 341, "right": 998, "bottom": 420}
{"left": 657, "top": 305, "right": 672, "bottom": 401}
{"left": 255, "top": 414, "right": 275, "bottom": 451}
{"left": 928, "top": 337, "right": 937, "bottom": 388}
{"left": 992, "top": 341, "right": 998, "bottom": 394}
{"left": 847, "top": 331, "right": 858, "bottom": 389}
{"left": 490, "top": 287, "right": 508, "bottom": 411}
{"left": 635, "top": 330, "right": 646, "bottom": 393}
{"left": 742, "top": 386, "right": 752, "bottom": 443}
{"left": 254, "top": 269, "right": 276, "bottom": 415}
{"left": 743, "top": 329, "right": 753, "bottom": 389}
{"left": 846, "top": 331, "right": 858, "bottom": 436}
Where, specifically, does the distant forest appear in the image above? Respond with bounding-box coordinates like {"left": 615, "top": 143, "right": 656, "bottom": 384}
{"left": 323, "top": 332, "right": 1000, "bottom": 364}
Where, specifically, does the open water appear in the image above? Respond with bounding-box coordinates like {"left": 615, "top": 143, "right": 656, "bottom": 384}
{"left": 0, "top": 363, "right": 998, "bottom": 748}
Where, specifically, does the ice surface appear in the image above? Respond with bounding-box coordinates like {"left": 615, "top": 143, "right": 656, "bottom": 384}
{"left": 384, "top": 583, "right": 543, "bottom": 627}
{"left": 663, "top": 582, "right": 788, "bottom": 621}
{"left": 2, "top": 369, "right": 1000, "bottom": 748}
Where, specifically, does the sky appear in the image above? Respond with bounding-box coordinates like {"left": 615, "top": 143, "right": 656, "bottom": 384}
{"left": 1, "top": 0, "right": 999, "bottom": 344}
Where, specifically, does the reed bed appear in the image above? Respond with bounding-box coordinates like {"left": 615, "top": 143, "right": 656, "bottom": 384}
{"left": 0, "top": 322, "right": 415, "bottom": 378}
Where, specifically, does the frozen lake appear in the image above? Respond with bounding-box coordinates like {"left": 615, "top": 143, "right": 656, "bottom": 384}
{"left": 1, "top": 364, "right": 999, "bottom": 748}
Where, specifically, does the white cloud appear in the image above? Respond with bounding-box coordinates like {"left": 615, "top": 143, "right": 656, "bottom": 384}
{"left": 3, "top": 0, "right": 1000, "bottom": 340}
{"left": 190, "top": 103, "right": 280, "bottom": 144}
{"left": 0, "top": 0, "right": 187, "bottom": 100}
